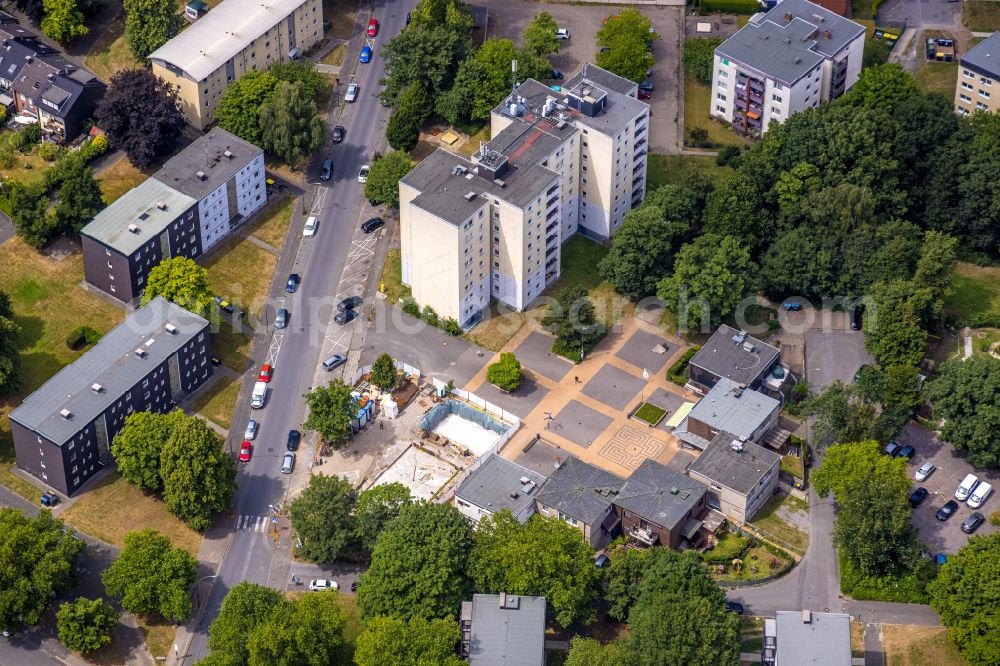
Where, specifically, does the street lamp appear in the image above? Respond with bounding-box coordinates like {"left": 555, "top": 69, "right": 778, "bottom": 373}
{"left": 192, "top": 575, "right": 217, "bottom": 609}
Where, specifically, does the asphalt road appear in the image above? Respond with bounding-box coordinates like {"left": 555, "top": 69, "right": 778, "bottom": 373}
{"left": 184, "top": 1, "right": 417, "bottom": 662}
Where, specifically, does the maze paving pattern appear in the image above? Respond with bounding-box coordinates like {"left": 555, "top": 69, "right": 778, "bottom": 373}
{"left": 598, "top": 426, "right": 665, "bottom": 471}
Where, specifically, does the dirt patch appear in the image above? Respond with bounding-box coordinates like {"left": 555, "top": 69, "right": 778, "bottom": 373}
{"left": 882, "top": 625, "right": 966, "bottom": 666}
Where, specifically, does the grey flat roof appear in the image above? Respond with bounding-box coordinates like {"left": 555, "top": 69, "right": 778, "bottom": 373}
{"left": 688, "top": 431, "right": 781, "bottom": 495}
{"left": 615, "top": 459, "right": 707, "bottom": 530}
{"left": 717, "top": 0, "right": 864, "bottom": 85}
{"left": 961, "top": 31, "right": 1000, "bottom": 78}
{"left": 9, "top": 297, "right": 209, "bottom": 445}
{"left": 535, "top": 455, "right": 624, "bottom": 526}
{"left": 775, "top": 610, "right": 851, "bottom": 665}
{"left": 690, "top": 325, "right": 781, "bottom": 387}
{"left": 402, "top": 148, "right": 559, "bottom": 225}
{"left": 81, "top": 179, "right": 197, "bottom": 256}
{"left": 564, "top": 63, "right": 637, "bottom": 97}
{"left": 488, "top": 114, "right": 577, "bottom": 167}
{"left": 687, "top": 378, "right": 780, "bottom": 441}
{"left": 154, "top": 127, "right": 261, "bottom": 200}
{"left": 455, "top": 454, "right": 546, "bottom": 518}
{"left": 468, "top": 594, "right": 546, "bottom": 666}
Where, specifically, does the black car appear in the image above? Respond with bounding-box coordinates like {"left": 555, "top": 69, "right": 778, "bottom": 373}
{"left": 936, "top": 500, "right": 959, "bottom": 521}
{"left": 549, "top": 69, "right": 564, "bottom": 80}
{"left": 909, "top": 487, "right": 928, "bottom": 507}
{"left": 40, "top": 491, "right": 59, "bottom": 507}
{"left": 961, "top": 512, "right": 985, "bottom": 534}
{"left": 337, "top": 296, "right": 362, "bottom": 312}
{"left": 211, "top": 356, "right": 222, "bottom": 367}
{"left": 287, "top": 429, "right": 301, "bottom": 451}
{"left": 361, "top": 217, "right": 384, "bottom": 233}
{"left": 332, "top": 125, "right": 345, "bottom": 143}
{"left": 286, "top": 273, "right": 300, "bottom": 293}
{"left": 894, "top": 445, "right": 916, "bottom": 461}
{"left": 724, "top": 601, "right": 744, "bottom": 615}
{"left": 335, "top": 309, "right": 359, "bottom": 325}
{"left": 851, "top": 305, "right": 864, "bottom": 330}
{"left": 639, "top": 80, "right": 654, "bottom": 92}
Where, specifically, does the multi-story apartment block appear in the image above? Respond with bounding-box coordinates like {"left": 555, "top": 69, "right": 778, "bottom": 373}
{"left": 710, "top": 0, "right": 865, "bottom": 136}
{"left": 9, "top": 297, "right": 211, "bottom": 496}
{"left": 0, "top": 14, "right": 105, "bottom": 141}
{"left": 400, "top": 64, "right": 648, "bottom": 327}
{"left": 148, "top": 0, "right": 323, "bottom": 129}
{"left": 81, "top": 128, "right": 265, "bottom": 304}
{"left": 955, "top": 31, "right": 1000, "bottom": 116}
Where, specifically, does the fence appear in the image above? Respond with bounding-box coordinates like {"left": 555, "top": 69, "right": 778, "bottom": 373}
{"left": 349, "top": 360, "right": 422, "bottom": 386}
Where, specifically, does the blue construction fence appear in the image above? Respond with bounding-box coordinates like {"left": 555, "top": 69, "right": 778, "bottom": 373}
{"left": 420, "top": 399, "right": 510, "bottom": 437}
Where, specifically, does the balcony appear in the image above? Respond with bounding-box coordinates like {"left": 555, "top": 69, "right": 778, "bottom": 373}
{"left": 546, "top": 233, "right": 558, "bottom": 246}
{"left": 634, "top": 149, "right": 646, "bottom": 161}
{"left": 627, "top": 525, "right": 659, "bottom": 546}
{"left": 546, "top": 257, "right": 558, "bottom": 270}
{"left": 546, "top": 208, "right": 559, "bottom": 222}
{"left": 546, "top": 245, "right": 557, "bottom": 257}
{"left": 546, "top": 194, "right": 559, "bottom": 209}
{"left": 546, "top": 184, "right": 559, "bottom": 197}
{"left": 547, "top": 220, "right": 559, "bottom": 234}
{"left": 632, "top": 176, "right": 644, "bottom": 188}
{"left": 635, "top": 138, "right": 647, "bottom": 148}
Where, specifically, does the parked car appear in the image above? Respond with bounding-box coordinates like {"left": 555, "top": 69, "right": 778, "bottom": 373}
{"left": 639, "top": 80, "right": 654, "bottom": 92}
{"left": 783, "top": 302, "right": 802, "bottom": 311}
{"left": 357, "top": 164, "right": 370, "bottom": 183}
{"left": 967, "top": 481, "right": 992, "bottom": 509}
{"left": 215, "top": 296, "right": 234, "bottom": 314}
{"left": 884, "top": 441, "right": 901, "bottom": 457}
{"left": 309, "top": 579, "right": 339, "bottom": 591}
{"left": 556, "top": 28, "right": 569, "bottom": 39}
{"left": 914, "top": 461, "right": 935, "bottom": 481}
{"left": 303, "top": 216, "right": 318, "bottom": 236}
{"left": 405, "top": 11, "right": 411, "bottom": 25}
{"left": 851, "top": 305, "right": 864, "bottom": 330}
{"left": 936, "top": 499, "right": 959, "bottom": 521}
{"left": 594, "top": 554, "right": 610, "bottom": 568}
{"left": 637, "top": 88, "right": 651, "bottom": 100}
{"left": 287, "top": 429, "right": 301, "bottom": 451}
{"left": 894, "top": 445, "right": 915, "bottom": 461}
{"left": 337, "top": 296, "right": 362, "bottom": 312}
{"left": 331, "top": 125, "right": 345, "bottom": 143}
{"left": 961, "top": 512, "right": 985, "bottom": 534}
{"left": 320, "top": 159, "right": 333, "bottom": 181}
{"left": 40, "top": 491, "right": 59, "bottom": 507}
{"left": 286, "top": 273, "right": 300, "bottom": 293}
{"left": 335, "top": 309, "right": 359, "bottom": 325}
{"left": 345, "top": 82, "right": 359, "bottom": 103}
{"left": 361, "top": 217, "right": 384, "bottom": 233}
{"left": 322, "top": 354, "right": 347, "bottom": 371}
{"left": 367, "top": 18, "right": 379, "bottom": 36}
{"left": 549, "top": 69, "right": 563, "bottom": 80}
{"left": 360, "top": 45, "right": 372, "bottom": 63}
{"left": 275, "top": 308, "right": 289, "bottom": 329}
{"left": 909, "top": 487, "right": 928, "bottom": 507}
{"left": 258, "top": 364, "right": 273, "bottom": 382}
{"left": 955, "top": 473, "right": 979, "bottom": 501}
{"left": 239, "top": 441, "right": 253, "bottom": 462}
{"left": 725, "top": 601, "right": 744, "bottom": 614}
{"left": 281, "top": 452, "right": 295, "bottom": 474}
{"left": 244, "top": 419, "right": 259, "bottom": 440}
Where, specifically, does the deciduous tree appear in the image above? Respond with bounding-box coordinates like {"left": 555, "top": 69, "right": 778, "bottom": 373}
{"left": 370, "top": 352, "right": 398, "bottom": 391}
{"left": 303, "top": 379, "right": 359, "bottom": 445}
{"left": 682, "top": 37, "right": 722, "bottom": 83}
{"left": 96, "top": 69, "right": 185, "bottom": 170}
{"left": 702, "top": 174, "right": 773, "bottom": 255}
{"left": 864, "top": 279, "right": 932, "bottom": 368}
{"left": 595, "top": 8, "right": 656, "bottom": 84}
{"left": 435, "top": 56, "right": 484, "bottom": 126}
{"left": 102, "top": 529, "right": 197, "bottom": 621}
{"left": 564, "top": 637, "right": 631, "bottom": 666}
{"left": 354, "top": 615, "right": 465, "bottom": 666}
{"left": 56, "top": 597, "right": 118, "bottom": 655}
{"left": 365, "top": 151, "right": 414, "bottom": 208}
{"left": 55, "top": 163, "right": 104, "bottom": 233}
{"left": 357, "top": 502, "right": 471, "bottom": 621}
{"left": 800, "top": 382, "right": 905, "bottom": 448}
{"left": 928, "top": 533, "right": 1000, "bottom": 665}
{"left": 216, "top": 71, "right": 280, "bottom": 145}
{"left": 0, "top": 290, "right": 23, "bottom": 395}
{"left": 205, "top": 582, "right": 285, "bottom": 664}
{"left": 0, "top": 509, "right": 83, "bottom": 629}
{"left": 123, "top": 0, "right": 182, "bottom": 60}
{"left": 378, "top": 22, "right": 470, "bottom": 107}
{"left": 353, "top": 483, "right": 412, "bottom": 551}
{"left": 471, "top": 38, "right": 547, "bottom": 119}
{"left": 141, "top": 257, "right": 215, "bottom": 319}
{"left": 159, "top": 417, "right": 236, "bottom": 531}
{"left": 7, "top": 180, "right": 56, "bottom": 249}
{"left": 522, "top": 12, "right": 560, "bottom": 56}
{"left": 625, "top": 591, "right": 740, "bottom": 666}
{"left": 112, "top": 410, "right": 188, "bottom": 491}
{"left": 246, "top": 589, "right": 349, "bottom": 666}
{"left": 599, "top": 199, "right": 690, "bottom": 299}
{"left": 835, "top": 473, "right": 920, "bottom": 577}
{"left": 289, "top": 474, "right": 357, "bottom": 563}
{"left": 41, "top": 0, "right": 88, "bottom": 43}
{"left": 386, "top": 108, "right": 420, "bottom": 152}
{"left": 259, "top": 80, "right": 325, "bottom": 167}
{"left": 812, "top": 440, "right": 910, "bottom": 499}
{"left": 927, "top": 356, "right": 1000, "bottom": 468}
{"left": 541, "top": 285, "right": 605, "bottom": 360}
{"left": 486, "top": 352, "right": 522, "bottom": 391}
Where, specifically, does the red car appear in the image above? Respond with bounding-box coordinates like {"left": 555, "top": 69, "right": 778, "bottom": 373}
{"left": 258, "top": 364, "right": 273, "bottom": 383}
{"left": 638, "top": 89, "right": 651, "bottom": 100}
{"left": 239, "top": 441, "right": 253, "bottom": 462}
{"left": 367, "top": 18, "right": 379, "bottom": 37}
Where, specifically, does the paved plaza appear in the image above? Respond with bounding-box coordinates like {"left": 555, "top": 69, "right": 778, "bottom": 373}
{"left": 581, "top": 364, "right": 646, "bottom": 411}
{"left": 472, "top": 376, "right": 550, "bottom": 419}
{"left": 614, "top": 329, "right": 677, "bottom": 373}
{"left": 552, "top": 400, "right": 614, "bottom": 448}
{"left": 514, "top": 331, "right": 574, "bottom": 382}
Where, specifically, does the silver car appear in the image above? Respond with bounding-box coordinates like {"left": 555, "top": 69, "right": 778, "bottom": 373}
{"left": 281, "top": 452, "right": 295, "bottom": 474}
{"left": 244, "top": 419, "right": 259, "bottom": 441}
{"left": 345, "top": 82, "right": 359, "bottom": 102}
{"left": 914, "top": 461, "right": 935, "bottom": 482}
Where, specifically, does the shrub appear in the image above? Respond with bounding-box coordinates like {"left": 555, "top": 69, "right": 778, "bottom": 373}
{"left": 715, "top": 145, "right": 740, "bottom": 167}
{"left": 686, "top": 127, "right": 714, "bottom": 148}
{"left": 551, "top": 339, "right": 583, "bottom": 363}
{"left": 79, "top": 135, "right": 109, "bottom": 162}
{"left": 969, "top": 312, "right": 1000, "bottom": 328}
{"left": 700, "top": 533, "right": 749, "bottom": 563}
{"left": 442, "top": 317, "right": 461, "bottom": 336}
{"left": 401, "top": 297, "right": 419, "bottom": 317}
{"left": 487, "top": 352, "right": 522, "bottom": 391}
{"left": 38, "top": 142, "right": 63, "bottom": 162}
{"left": 839, "top": 550, "right": 933, "bottom": 603}
{"left": 667, "top": 346, "right": 700, "bottom": 385}
{"left": 698, "top": 0, "right": 760, "bottom": 14}
{"left": 683, "top": 38, "right": 723, "bottom": 84}
{"left": 66, "top": 325, "right": 101, "bottom": 350}
{"left": 0, "top": 146, "right": 14, "bottom": 169}
{"left": 18, "top": 124, "right": 42, "bottom": 150}
{"left": 421, "top": 305, "right": 438, "bottom": 327}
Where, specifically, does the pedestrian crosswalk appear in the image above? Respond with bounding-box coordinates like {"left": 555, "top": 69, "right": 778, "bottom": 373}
{"left": 235, "top": 515, "right": 272, "bottom": 533}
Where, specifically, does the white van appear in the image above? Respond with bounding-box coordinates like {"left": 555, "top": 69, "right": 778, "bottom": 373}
{"left": 250, "top": 381, "right": 267, "bottom": 409}
{"left": 955, "top": 474, "right": 979, "bottom": 502}
{"left": 967, "top": 481, "right": 992, "bottom": 509}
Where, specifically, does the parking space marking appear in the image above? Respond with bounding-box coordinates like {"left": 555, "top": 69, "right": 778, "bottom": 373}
{"left": 264, "top": 334, "right": 284, "bottom": 366}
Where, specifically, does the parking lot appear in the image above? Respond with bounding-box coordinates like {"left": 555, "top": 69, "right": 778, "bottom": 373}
{"left": 805, "top": 328, "right": 874, "bottom": 391}
{"left": 897, "top": 423, "right": 998, "bottom": 553}
{"left": 467, "top": 0, "right": 683, "bottom": 153}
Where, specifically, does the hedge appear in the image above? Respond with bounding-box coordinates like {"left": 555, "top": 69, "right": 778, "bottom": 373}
{"left": 839, "top": 551, "right": 933, "bottom": 604}
{"left": 667, "top": 346, "right": 700, "bottom": 386}
{"left": 969, "top": 312, "right": 1000, "bottom": 328}
{"left": 66, "top": 325, "right": 100, "bottom": 350}
{"left": 699, "top": 0, "right": 761, "bottom": 14}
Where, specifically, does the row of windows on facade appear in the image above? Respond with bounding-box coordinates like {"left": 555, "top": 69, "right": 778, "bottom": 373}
{"left": 957, "top": 95, "right": 990, "bottom": 112}
{"left": 959, "top": 81, "right": 992, "bottom": 99}
{"left": 962, "top": 70, "right": 993, "bottom": 86}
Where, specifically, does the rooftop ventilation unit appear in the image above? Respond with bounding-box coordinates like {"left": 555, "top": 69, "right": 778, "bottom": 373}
{"left": 165, "top": 323, "right": 177, "bottom": 334}
{"left": 494, "top": 179, "right": 506, "bottom": 188}
{"left": 743, "top": 341, "right": 755, "bottom": 352}
{"left": 127, "top": 224, "right": 139, "bottom": 234}
{"left": 519, "top": 476, "right": 530, "bottom": 484}
{"left": 223, "top": 149, "right": 234, "bottom": 159}
{"left": 509, "top": 490, "right": 520, "bottom": 499}
{"left": 156, "top": 201, "right": 166, "bottom": 210}
{"left": 91, "top": 383, "right": 103, "bottom": 393}
{"left": 59, "top": 408, "right": 73, "bottom": 420}
{"left": 452, "top": 165, "right": 467, "bottom": 176}
{"left": 196, "top": 170, "right": 207, "bottom": 180}
{"left": 134, "top": 348, "right": 147, "bottom": 358}
{"left": 731, "top": 439, "right": 744, "bottom": 452}
{"left": 464, "top": 191, "right": 477, "bottom": 201}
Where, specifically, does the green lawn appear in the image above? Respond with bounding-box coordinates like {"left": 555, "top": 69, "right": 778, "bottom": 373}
{"left": 633, "top": 402, "right": 667, "bottom": 426}
{"left": 684, "top": 66, "right": 749, "bottom": 148}
{"left": 913, "top": 62, "right": 958, "bottom": 98}
{"left": 964, "top": 0, "right": 1000, "bottom": 31}
{"left": 189, "top": 377, "right": 241, "bottom": 431}
{"left": 647, "top": 153, "right": 736, "bottom": 191}
{"left": 780, "top": 454, "right": 805, "bottom": 480}
{"left": 751, "top": 493, "right": 809, "bottom": 555}
{"left": 945, "top": 262, "right": 1000, "bottom": 321}
{"left": 321, "top": 44, "right": 346, "bottom": 67}
{"left": 83, "top": 11, "right": 140, "bottom": 82}
{"left": 211, "top": 321, "right": 254, "bottom": 374}
{"left": 204, "top": 234, "right": 278, "bottom": 323}
{"left": 97, "top": 154, "right": 149, "bottom": 204}
{"left": 246, "top": 196, "right": 295, "bottom": 250}
{"left": 377, "top": 248, "right": 411, "bottom": 305}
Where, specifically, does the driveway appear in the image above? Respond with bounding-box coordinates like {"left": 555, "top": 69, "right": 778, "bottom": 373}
{"left": 898, "top": 423, "right": 998, "bottom": 553}
{"left": 805, "top": 329, "right": 873, "bottom": 391}
{"left": 877, "top": 0, "right": 960, "bottom": 28}
{"left": 466, "top": 0, "right": 683, "bottom": 153}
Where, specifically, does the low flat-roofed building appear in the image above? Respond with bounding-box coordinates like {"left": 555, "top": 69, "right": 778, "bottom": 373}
{"left": 674, "top": 377, "right": 781, "bottom": 450}
{"left": 763, "top": 610, "right": 851, "bottom": 666}
{"left": 454, "top": 454, "right": 546, "bottom": 524}
{"left": 460, "top": 593, "right": 546, "bottom": 666}
{"left": 687, "top": 325, "right": 781, "bottom": 395}
{"left": 687, "top": 430, "right": 781, "bottom": 522}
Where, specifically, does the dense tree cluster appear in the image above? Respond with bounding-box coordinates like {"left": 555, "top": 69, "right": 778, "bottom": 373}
{"left": 303, "top": 378, "right": 360, "bottom": 445}
{"left": 56, "top": 597, "right": 118, "bottom": 655}
{"left": 595, "top": 8, "right": 657, "bottom": 84}
{"left": 141, "top": 257, "right": 215, "bottom": 319}
{"left": 0, "top": 290, "right": 23, "bottom": 395}
{"left": 123, "top": 0, "right": 182, "bottom": 60}
{"left": 365, "top": 152, "right": 415, "bottom": 208}
{"left": 102, "top": 529, "right": 197, "bottom": 621}
{"left": 927, "top": 356, "right": 1000, "bottom": 468}
{"left": 96, "top": 68, "right": 186, "bottom": 170}
{"left": 541, "top": 285, "right": 606, "bottom": 361}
